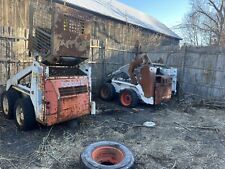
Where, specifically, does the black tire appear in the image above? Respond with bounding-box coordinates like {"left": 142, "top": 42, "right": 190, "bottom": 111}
{"left": 119, "top": 89, "right": 139, "bottom": 108}
{"left": 14, "top": 97, "right": 37, "bottom": 131}
{"left": 80, "top": 141, "right": 134, "bottom": 169}
{"left": 0, "top": 89, "right": 20, "bottom": 119}
{"left": 99, "top": 83, "right": 116, "bottom": 101}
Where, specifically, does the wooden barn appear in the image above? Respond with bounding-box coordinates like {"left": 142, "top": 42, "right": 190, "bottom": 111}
{"left": 0, "top": 0, "right": 181, "bottom": 90}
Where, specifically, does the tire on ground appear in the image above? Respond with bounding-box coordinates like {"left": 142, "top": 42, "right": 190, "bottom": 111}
{"left": 99, "top": 83, "right": 116, "bottom": 101}
{"left": 119, "top": 89, "right": 139, "bottom": 108}
{"left": 0, "top": 89, "right": 20, "bottom": 119}
{"left": 14, "top": 97, "right": 37, "bottom": 131}
{"left": 80, "top": 141, "right": 134, "bottom": 169}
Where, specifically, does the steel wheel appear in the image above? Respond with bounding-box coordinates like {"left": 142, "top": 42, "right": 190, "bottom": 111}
{"left": 2, "top": 95, "right": 9, "bottom": 116}
{"left": 16, "top": 104, "right": 24, "bottom": 127}
{"left": 1, "top": 90, "right": 20, "bottom": 119}
{"left": 92, "top": 146, "right": 125, "bottom": 165}
{"left": 120, "top": 91, "right": 132, "bottom": 107}
{"left": 119, "top": 89, "right": 139, "bottom": 108}
{"left": 14, "top": 98, "right": 37, "bottom": 131}
{"left": 80, "top": 141, "right": 134, "bottom": 169}
{"left": 101, "top": 87, "right": 110, "bottom": 99}
{"left": 99, "top": 83, "right": 116, "bottom": 101}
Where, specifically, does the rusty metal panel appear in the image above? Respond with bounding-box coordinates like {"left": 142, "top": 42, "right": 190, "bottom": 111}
{"left": 128, "top": 57, "right": 143, "bottom": 85}
{"left": 155, "top": 75, "right": 172, "bottom": 105}
{"left": 28, "top": 1, "right": 52, "bottom": 58}
{"left": 48, "top": 66, "right": 86, "bottom": 77}
{"left": 29, "top": 2, "right": 92, "bottom": 64}
{"left": 59, "top": 86, "right": 88, "bottom": 97}
{"left": 140, "top": 66, "right": 155, "bottom": 98}
{"left": 52, "top": 3, "right": 92, "bottom": 60}
{"left": 44, "top": 76, "right": 90, "bottom": 126}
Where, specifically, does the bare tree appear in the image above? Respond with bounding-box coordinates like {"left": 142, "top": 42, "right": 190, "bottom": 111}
{"left": 180, "top": 0, "right": 225, "bottom": 46}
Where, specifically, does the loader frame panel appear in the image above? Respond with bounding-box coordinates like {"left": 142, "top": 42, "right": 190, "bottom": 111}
{"left": 44, "top": 77, "right": 90, "bottom": 126}
{"left": 29, "top": 2, "right": 92, "bottom": 64}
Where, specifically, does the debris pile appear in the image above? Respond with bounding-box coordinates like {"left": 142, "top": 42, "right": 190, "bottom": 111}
{"left": 178, "top": 94, "right": 225, "bottom": 111}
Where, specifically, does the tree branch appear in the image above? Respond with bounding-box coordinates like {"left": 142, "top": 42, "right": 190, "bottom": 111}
{"left": 181, "top": 0, "right": 225, "bottom": 46}
{"left": 202, "top": 23, "right": 218, "bottom": 34}
{"left": 208, "top": 0, "right": 221, "bottom": 14}
{"left": 192, "top": 23, "right": 211, "bottom": 32}
{"left": 196, "top": 9, "right": 218, "bottom": 26}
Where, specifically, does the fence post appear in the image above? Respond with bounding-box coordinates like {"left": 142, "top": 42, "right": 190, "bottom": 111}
{"left": 180, "top": 45, "right": 187, "bottom": 95}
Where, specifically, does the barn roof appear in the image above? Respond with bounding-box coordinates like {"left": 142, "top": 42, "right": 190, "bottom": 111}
{"left": 55, "top": 0, "right": 181, "bottom": 40}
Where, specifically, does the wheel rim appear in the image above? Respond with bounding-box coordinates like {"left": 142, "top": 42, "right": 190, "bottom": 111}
{"left": 92, "top": 146, "right": 125, "bottom": 166}
{"left": 2, "top": 96, "right": 9, "bottom": 115}
{"left": 101, "top": 87, "right": 109, "bottom": 98}
{"left": 121, "top": 92, "right": 132, "bottom": 106}
{"left": 16, "top": 105, "right": 24, "bottom": 126}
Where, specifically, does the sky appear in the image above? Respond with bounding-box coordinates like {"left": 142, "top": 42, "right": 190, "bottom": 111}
{"left": 119, "top": 0, "right": 191, "bottom": 28}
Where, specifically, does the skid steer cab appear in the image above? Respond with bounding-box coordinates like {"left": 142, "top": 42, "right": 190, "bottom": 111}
{"left": 1, "top": 61, "right": 94, "bottom": 131}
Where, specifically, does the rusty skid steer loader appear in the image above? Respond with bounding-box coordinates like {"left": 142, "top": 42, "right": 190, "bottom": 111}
{"left": 100, "top": 54, "right": 177, "bottom": 107}
{"left": 1, "top": 1, "right": 95, "bottom": 130}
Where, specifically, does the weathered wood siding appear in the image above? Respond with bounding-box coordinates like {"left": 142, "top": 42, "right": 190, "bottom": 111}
{"left": 0, "top": 0, "right": 179, "bottom": 88}
{"left": 0, "top": 0, "right": 29, "bottom": 37}
{"left": 0, "top": 0, "right": 30, "bottom": 86}
{"left": 86, "top": 11, "right": 179, "bottom": 91}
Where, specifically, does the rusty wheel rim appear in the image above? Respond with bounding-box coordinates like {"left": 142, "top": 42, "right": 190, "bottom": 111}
{"left": 121, "top": 92, "right": 132, "bottom": 106}
{"left": 92, "top": 146, "right": 125, "bottom": 166}
{"left": 101, "top": 87, "right": 109, "bottom": 99}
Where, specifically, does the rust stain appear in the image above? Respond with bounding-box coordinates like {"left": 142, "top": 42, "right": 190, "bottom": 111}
{"left": 128, "top": 57, "right": 143, "bottom": 85}
{"left": 139, "top": 66, "right": 155, "bottom": 98}
{"left": 44, "top": 76, "right": 90, "bottom": 126}
{"left": 50, "top": 3, "right": 92, "bottom": 63}
{"left": 154, "top": 75, "right": 172, "bottom": 105}
{"left": 29, "top": 2, "right": 93, "bottom": 64}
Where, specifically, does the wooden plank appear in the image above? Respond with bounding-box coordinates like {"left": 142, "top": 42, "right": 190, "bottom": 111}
{"left": 0, "top": 0, "right": 3, "bottom": 29}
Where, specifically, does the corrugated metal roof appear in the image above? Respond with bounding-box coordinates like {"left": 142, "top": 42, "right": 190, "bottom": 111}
{"left": 56, "top": 0, "right": 181, "bottom": 39}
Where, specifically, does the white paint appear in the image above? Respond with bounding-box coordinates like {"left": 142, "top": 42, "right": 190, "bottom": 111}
{"left": 61, "top": 79, "right": 87, "bottom": 88}
{"left": 91, "top": 101, "right": 96, "bottom": 115}
{"left": 143, "top": 121, "right": 156, "bottom": 128}
{"left": 111, "top": 79, "right": 155, "bottom": 105}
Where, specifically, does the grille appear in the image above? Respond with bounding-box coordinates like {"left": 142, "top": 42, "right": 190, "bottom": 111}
{"left": 49, "top": 67, "right": 86, "bottom": 77}
{"left": 59, "top": 85, "right": 88, "bottom": 97}
{"left": 30, "top": 3, "right": 52, "bottom": 56}
{"left": 64, "top": 15, "right": 85, "bottom": 34}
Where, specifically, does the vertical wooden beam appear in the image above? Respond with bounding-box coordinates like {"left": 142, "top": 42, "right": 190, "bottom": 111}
{"left": 5, "top": 0, "right": 8, "bottom": 26}
{"left": 24, "top": 0, "right": 28, "bottom": 28}
{"left": 0, "top": 0, "right": 3, "bottom": 31}
{"left": 21, "top": 0, "right": 25, "bottom": 28}
{"left": 2, "top": 0, "right": 5, "bottom": 26}
{"left": 9, "top": 0, "right": 11, "bottom": 27}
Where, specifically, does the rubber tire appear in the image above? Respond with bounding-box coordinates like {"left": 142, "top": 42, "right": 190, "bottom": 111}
{"left": 99, "top": 83, "right": 116, "bottom": 101}
{"left": 0, "top": 89, "right": 20, "bottom": 119}
{"left": 119, "top": 89, "right": 139, "bottom": 108}
{"left": 14, "top": 97, "right": 37, "bottom": 131}
{"left": 80, "top": 141, "right": 134, "bottom": 169}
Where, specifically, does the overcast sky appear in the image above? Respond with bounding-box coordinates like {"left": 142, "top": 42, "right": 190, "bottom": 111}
{"left": 119, "top": 0, "right": 191, "bottom": 28}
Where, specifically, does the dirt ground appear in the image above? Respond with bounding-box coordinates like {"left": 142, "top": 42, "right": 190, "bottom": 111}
{"left": 0, "top": 97, "right": 225, "bottom": 169}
